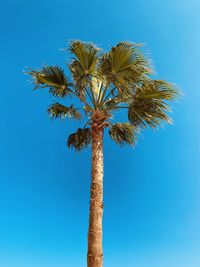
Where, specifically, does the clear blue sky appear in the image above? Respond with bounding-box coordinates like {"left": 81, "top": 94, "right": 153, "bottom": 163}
{"left": 0, "top": 0, "right": 200, "bottom": 266}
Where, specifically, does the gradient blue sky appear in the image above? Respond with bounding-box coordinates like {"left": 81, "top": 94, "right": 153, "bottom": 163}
{"left": 1, "top": 0, "right": 200, "bottom": 266}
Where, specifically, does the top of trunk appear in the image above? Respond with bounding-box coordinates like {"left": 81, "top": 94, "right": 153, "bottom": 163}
{"left": 91, "top": 111, "right": 111, "bottom": 130}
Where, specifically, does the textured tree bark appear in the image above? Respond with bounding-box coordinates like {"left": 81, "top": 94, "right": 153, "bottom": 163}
{"left": 87, "top": 125, "right": 104, "bottom": 267}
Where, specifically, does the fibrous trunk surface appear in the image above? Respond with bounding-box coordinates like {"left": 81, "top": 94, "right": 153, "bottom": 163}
{"left": 87, "top": 123, "right": 104, "bottom": 267}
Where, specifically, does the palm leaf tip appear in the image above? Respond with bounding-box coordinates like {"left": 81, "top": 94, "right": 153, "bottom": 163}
{"left": 141, "top": 80, "right": 180, "bottom": 100}
{"left": 67, "top": 128, "right": 92, "bottom": 151}
{"left": 26, "top": 66, "right": 71, "bottom": 97}
{"left": 48, "top": 102, "right": 82, "bottom": 120}
{"left": 109, "top": 123, "right": 137, "bottom": 146}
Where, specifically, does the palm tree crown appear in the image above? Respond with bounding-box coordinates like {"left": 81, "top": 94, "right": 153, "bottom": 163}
{"left": 26, "top": 40, "right": 179, "bottom": 149}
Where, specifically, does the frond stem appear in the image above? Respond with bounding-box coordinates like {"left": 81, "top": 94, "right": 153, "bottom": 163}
{"left": 97, "top": 82, "right": 104, "bottom": 108}
{"left": 88, "top": 83, "right": 98, "bottom": 109}
{"left": 85, "top": 87, "right": 95, "bottom": 107}
{"left": 102, "top": 87, "right": 117, "bottom": 106}
{"left": 68, "top": 88, "right": 93, "bottom": 111}
{"left": 103, "top": 105, "right": 129, "bottom": 113}
{"left": 99, "top": 81, "right": 110, "bottom": 109}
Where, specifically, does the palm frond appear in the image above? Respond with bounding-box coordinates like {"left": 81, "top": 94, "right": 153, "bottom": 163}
{"left": 98, "top": 42, "right": 153, "bottom": 96}
{"left": 69, "top": 40, "right": 99, "bottom": 73}
{"left": 109, "top": 122, "right": 137, "bottom": 146}
{"left": 48, "top": 102, "right": 82, "bottom": 120}
{"left": 67, "top": 128, "right": 92, "bottom": 151}
{"left": 68, "top": 41, "right": 100, "bottom": 94}
{"left": 68, "top": 59, "right": 88, "bottom": 96}
{"left": 127, "top": 80, "right": 178, "bottom": 128}
{"left": 128, "top": 100, "right": 172, "bottom": 128}
{"left": 27, "top": 66, "right": 72, "bottom": 97}
{"left": 138, "top": 80, "right": 179, "bottom": 100}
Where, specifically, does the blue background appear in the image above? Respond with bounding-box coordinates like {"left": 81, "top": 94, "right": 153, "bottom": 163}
{"left": 1, "top": 0, "right": 200, "bottom": 266}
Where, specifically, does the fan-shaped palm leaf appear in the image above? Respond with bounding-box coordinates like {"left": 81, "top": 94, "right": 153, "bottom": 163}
{"left": 48, "top": 102, "right": 82, "bottom": 120}
{"left": 67, "top": 128, "right": 92, "bottom": 151}
{"left": 68, "top": 41, "right": 100, "bottom": 94}
{"left": 128, "top": 79, "right": 178, "bottom": 128}
{"left": 109, "top": 122, "right": 137, "bottom": 146}
{"left": 69, "top": 40, "right": 99, "bottom": 73}
{"left": 98, "top": 42, "right": 152, "bottom": 96}
{"left": 128, "top": 99, "right": 171, "bottom": 128}
{"left": 27, "top": 66, "right": 71, "bottom": 97}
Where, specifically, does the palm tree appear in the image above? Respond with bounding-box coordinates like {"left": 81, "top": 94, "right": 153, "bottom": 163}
{"left": 26, "top": 40, "right": 179, "bottom": 267}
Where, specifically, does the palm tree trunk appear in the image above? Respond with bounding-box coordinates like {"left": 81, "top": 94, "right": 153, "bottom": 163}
{"left": 87, "top": 125, "right": 104, "bottom": 267}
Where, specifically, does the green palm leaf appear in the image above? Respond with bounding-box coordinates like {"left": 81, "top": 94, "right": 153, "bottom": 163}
{"left": 68, "top": 41, "right": 100, "bottom": 94}
{"left": 98, "top": 42, "right": 152, "bottom": 96}
{"left": 48, "top": 102, "right": 82, "bottom": 120}
{"left": 128, "top": 79, "right": 178, "bottom": 128}
{"left": 67, "top": 128, "right": 92, "bottom": 151}
{"left": 139, "top": 80, "right": 179, "bottom": 100}
{"left": 128, "top": 100, "right": 171, "bottom": 128}
{"left": 109, "top": 123, "right": 137, "bottom": 146}
{"left": 27, "top": 66, "right": 72, "bottom": 97}
{"left": 69, "top": 40, "right": 99, "bottom": 73}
